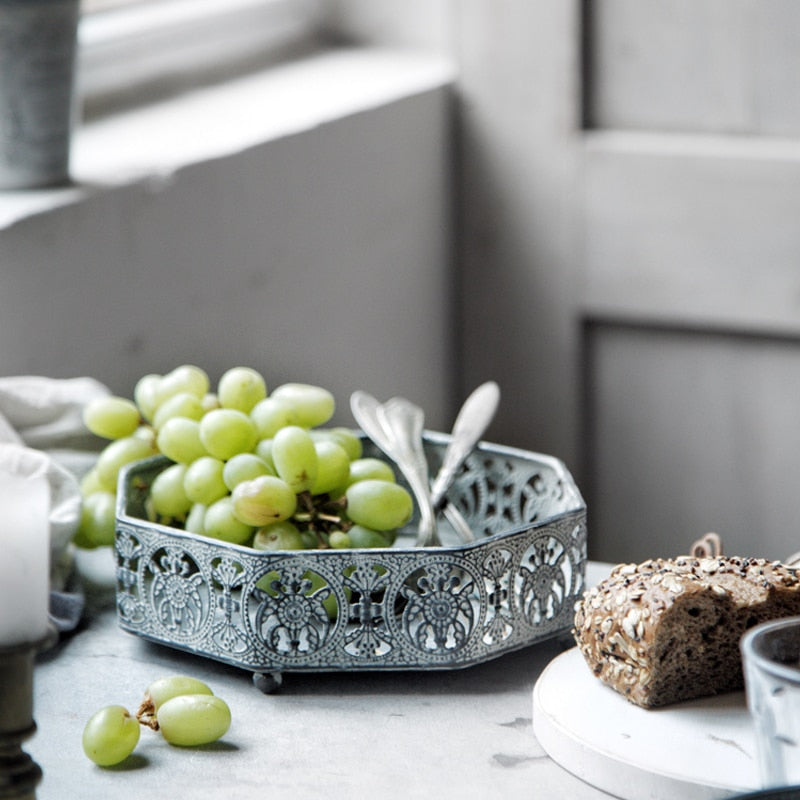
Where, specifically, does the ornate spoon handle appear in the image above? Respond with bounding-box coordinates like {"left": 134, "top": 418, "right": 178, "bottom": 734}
{"left": 376, "top": 397, "right": 439, "bottom": 548}
{"left": 430, "top": 381, "right": 500, "bottom": 510}
{"left": 350, "top": 391, "right": 439, "bottom": 547}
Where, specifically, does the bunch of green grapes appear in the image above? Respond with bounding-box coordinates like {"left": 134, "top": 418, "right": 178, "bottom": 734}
{"left": 83, "top": 675, "right": 231, "bottom": 766}
{"left": 76, "top": 364, "right": 413, "bottom": 551}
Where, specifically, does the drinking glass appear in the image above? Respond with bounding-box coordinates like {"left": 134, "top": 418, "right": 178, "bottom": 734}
{"left": 741, "top": 617, "right": 800, "bottom": 790}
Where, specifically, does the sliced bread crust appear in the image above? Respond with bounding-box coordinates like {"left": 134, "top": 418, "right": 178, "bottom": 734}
{"left": 573, "top": 556, "right": 800, "bottom": 707}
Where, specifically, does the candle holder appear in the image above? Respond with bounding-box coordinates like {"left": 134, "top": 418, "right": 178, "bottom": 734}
{"left": 0, "top": 631, "right": 55, "bottom": 800}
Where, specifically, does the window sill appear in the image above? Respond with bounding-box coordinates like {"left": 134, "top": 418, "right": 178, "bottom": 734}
{"left": 0, "top": 46, "right": 455, "bottom": 230}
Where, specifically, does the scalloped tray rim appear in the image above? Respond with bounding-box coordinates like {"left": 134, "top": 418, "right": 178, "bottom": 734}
{"left": 114, "top": 431, "right": 587, "bottom": 555}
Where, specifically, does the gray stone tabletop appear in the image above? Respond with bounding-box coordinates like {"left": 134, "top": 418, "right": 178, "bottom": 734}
{"left": 28, "top": 556, "right": 615, "bottom": 800}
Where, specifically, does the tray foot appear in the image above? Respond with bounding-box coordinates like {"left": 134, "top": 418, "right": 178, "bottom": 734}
{"left": 252, "top": 671, "right": 283, "bottom": 694}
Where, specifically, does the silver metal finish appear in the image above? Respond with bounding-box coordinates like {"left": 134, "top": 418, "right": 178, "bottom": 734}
{"left": 114, "top": 434, "right": 587, "bottom": 676}
{"left": 375, "top": 396, "right": 439, "bottom": 547}
{"left": 350, "top": 391, "right": 440, "bottom": 547}
{"left": 351, "top": 387, "right": 497, "bottom": 546}
{"left": 430, "top": 381, "right": 500, "bottom": 543}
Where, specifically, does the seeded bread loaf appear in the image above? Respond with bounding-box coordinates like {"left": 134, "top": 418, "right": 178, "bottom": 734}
{"left": 573, "top": 556, "right": 800, "bottom": 708}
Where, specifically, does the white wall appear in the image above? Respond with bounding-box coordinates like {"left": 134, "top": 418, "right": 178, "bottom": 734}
{"left": 0, "top": 49, "right": 457, "bottom": 430}
{"left": 327, "top": 2, "right": 585, "bottom": 470}
{"left": 324, "top": 0, "right": 455, "bottom": 53}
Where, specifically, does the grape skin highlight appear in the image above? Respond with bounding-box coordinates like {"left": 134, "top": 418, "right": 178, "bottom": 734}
{"left": 156, "top": 694, "right": 231, "bottom": 747}
{"left": 217, "top": 366, "right": 267, "bottom": 413}
{"left": 345, "top": 480, "right": 414, "bottom": 531}
{"left": 83, "top": 396, "right": 141, "bottom": 440}
{"left": 199, "top": 408, "right": 258, "bottom": 460}
{"left": 142, "top": 675, "right": 213, "bottom": 714}
{"left": 82, "top": 705, "right": 140, "bottom": 767}
{"left": 270, "top": 383, "right": 335, "bottom": 428}
{"left": 271, "top": 425, "right": 318, "bottom": 494}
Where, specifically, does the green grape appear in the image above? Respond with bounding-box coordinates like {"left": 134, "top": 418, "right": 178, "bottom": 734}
{"left": 152, "top": 391, "right": 204, "bottom": 430}
{"left": 150, "top": 463, "right": 191, "bottom": 518}
{"left": 270, "top": 383, "right": 335, "bottom": 428}
{"left": 347, "top": 524, "right": 391, "bottom": 548}
{"left": 381, "top": 528, "right": 397, "bottom": 546}
{"left": 311, "top": 427, "right": 363, "bottom": 461}
{"left": 156, "top": 417, "right": 208, "bottom": 464}
{"left": 222, "top": 453, "right": 273, "bottom": 491}
{"left": 72, "top": 525, "right": 100, "bottom": 551}
{"left": 345, "top": 480, "right": 413, "bottom": 531}
{"left": 231, "top": 475, "right": 296, "bottom": 526}
{"left": 254, "top": 438, "right": 275, "bottom": 470}
{"left": 217, "top": 366, "right": 267, "bottom": 413}
{"left": 184, "top": 503, "right": 206, "bottom": 534}
{"left": 305, "top": 571, "right": 345, "bottom": 620}
{"left": 82, "top": 705, "right": 140, "bottom": 767}
{"left": 78, "top": 491, "right": 117, "bottom": 547}
{"left": 347, "top": 457, "right": 396, "bottom": 486}
{"left": 300, "top": 530, "right": 317, "bottom": 549}
{"left": 133, "top": 425, "right": 157, "bottom": 447}
{"left": 142, "top": 675, "right": 213, "bottom": 715}
{"left": 252, "top": 520, "right": 304, "bottom": 550}
{"left": 256, "top": 570, "right": 343, "bottom": 621}
{"left": 156, "top": 694, "right": 231, "bottom": 747}
{"left": 155, "top": 364, "right": 210, "bottom": 407}
{"left": 183, "top": 456, "right": 228, "bottom": 505}
{"left": 310, "top": 440, "right": 350, "bottom": 496}
{"left": 199, "top": 408, "right": 257, "bottom": 460}
{"left": 255, "top": 570, "right": 281, "bottom": 594}
{"left": 250, "top": 396, "right": 296, "bottom": 439}
{"left": 95, "top": 435, "right": 156, "bottom": 492}
{"left": 134, "top": 373, "right": 161, "bottom": 422}
{"left": 83, "top": 395, "right": 141, "bottom": 440}
{"left": 328, "top": 530, "right": 352, "bottom": 549}
{"left": 201, "top": 392, "right": 220, "bottom": 413}
{"left": 271, "top": 425, "right": 318, "bottom": 494}
{"left": 203, "top": 496, "right": 254, "bottom": 544}
{"left": 80, "top": 467, "right": 105, "bottom": 496}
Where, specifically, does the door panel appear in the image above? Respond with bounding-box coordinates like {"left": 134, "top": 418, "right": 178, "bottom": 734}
{"left": 587, "top": 0, "right": 800, "bottom": 136}
{"left": 581, "top": 1, "right": 800, "bottom": 562}
{"left": 457, "top": 2, "right": 800, "bottom": 564}
{"left": 583, "top": 132, "right": 800, "bottom": 336}
{"left": 587, "top": 323, "right": 800, "bottom": 564}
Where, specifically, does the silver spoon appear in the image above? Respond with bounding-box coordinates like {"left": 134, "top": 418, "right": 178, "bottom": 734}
{"left": 351, "top": 388, "right": 498, "bottom": 546}
{"left": 377, "top": 396, "right": 439, "bottom": 548}
{"left": 350, "top": 390, "right": 439, "bottom": 547}
{"left": 431, "top": 381, "right": 500, "bottom": 542}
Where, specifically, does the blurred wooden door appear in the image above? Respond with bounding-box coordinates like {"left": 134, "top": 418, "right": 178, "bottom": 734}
{"left": 581, "top": 1, "right": 800, "bottom": 563}
{"left": 459, "top": 1, "right": 800, "bottom": 562}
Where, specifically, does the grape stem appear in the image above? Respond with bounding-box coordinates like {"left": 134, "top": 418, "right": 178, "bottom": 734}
{"left": 135, "top": 696, "right": 160, "bottom": 731}
{"left": 290, "top": 492, "right": 354, "bottom": 545}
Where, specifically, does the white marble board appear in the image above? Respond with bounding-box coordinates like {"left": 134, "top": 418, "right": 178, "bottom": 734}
{"left": 532, "top": 647, "right": 760, "bottom": 799}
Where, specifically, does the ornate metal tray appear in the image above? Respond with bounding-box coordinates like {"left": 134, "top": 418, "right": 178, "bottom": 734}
{"left": 114, "top": 433, "right": 587, "bottom": 679}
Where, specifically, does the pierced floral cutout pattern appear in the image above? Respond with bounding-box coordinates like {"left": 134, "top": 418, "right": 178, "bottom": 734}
{"left": 116, "top": 434, "right": 586, "bottom": 674}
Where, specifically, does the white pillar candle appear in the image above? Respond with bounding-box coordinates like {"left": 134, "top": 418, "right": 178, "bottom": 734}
{"left": 0, "top": 463, "right": 50, "bottom": 647}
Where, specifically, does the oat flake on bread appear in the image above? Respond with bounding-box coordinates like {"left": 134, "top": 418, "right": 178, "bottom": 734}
{"left": 572, "top": 556, "right": 800, "bottom": 708}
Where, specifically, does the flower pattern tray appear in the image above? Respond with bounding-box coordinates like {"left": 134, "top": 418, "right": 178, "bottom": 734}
{"left": 114, "top": 433, "right": 587, "bottom": 676}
